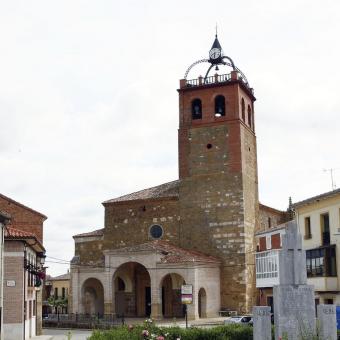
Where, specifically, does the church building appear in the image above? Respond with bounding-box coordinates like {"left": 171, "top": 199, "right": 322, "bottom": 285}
{"left": 70, "top": 35, "right": 286, "bottom": 320}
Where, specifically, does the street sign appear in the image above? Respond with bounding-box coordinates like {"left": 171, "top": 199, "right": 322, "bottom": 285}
{"left": 181, "top": 284, "right": 193, "bottom": 304}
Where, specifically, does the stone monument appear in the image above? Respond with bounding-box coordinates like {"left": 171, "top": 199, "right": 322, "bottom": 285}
{"left": 317, "top": 304, "right": 337, "bottom": 340}
{"left": 252, "top": 306, "right": 271, "bottom": 340}
{"left": 273, "top": 221, "right": 316, "bottom": 340}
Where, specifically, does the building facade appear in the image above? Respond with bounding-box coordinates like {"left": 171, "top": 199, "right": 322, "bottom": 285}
{"left": 70, "top": 36, "right": 284, "bottom": 319}
{"left": 0, "top": 211, "right": 11, "bottom": 339}
{"left": 255, "top": 188, "right": 340, "bottom": 311}
{"left": 43, "top": 272, "right": 70, "bottom": 315}
{"left": 295, "top": 189, "right": 340, "bottom": 305}
{"left": 0, "top": 194, "right": 47, "bottom": 340}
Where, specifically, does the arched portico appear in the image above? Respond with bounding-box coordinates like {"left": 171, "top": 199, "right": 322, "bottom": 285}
{"left": 161, "top": 273, "right": 185, "bottom": 318}
{"left": 113, "top": 262, "right": 151, "bottom": 317}
{"left": 81, "top": 278, "right": 104, "bottom": 315}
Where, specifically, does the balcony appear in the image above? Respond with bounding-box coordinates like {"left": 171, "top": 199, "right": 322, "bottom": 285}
{"left": 255, "top": 249, "right": 280, "bottom": 288}
{"left": 181, "top": 71, "right": 254, "bottom": 94}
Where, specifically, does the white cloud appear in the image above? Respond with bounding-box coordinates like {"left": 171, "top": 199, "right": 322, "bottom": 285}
{"left": 1, "top": 0, "right": 340, "bottom": 275}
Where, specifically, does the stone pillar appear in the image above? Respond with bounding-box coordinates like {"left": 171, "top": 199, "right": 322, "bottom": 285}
{"left": 317, "top": 304, "right": 337, "bottom": 340}
{"left": 70, "top": 267, "right": 79, "bottom": 313}
{"left": 104, "top": 271, "right": 113, "bottom": 315}
{"left": 253, "top": 306, "right": 271, "bottom": 340}
{"left": 150, "top": 270, "right": 162, "bottom": 320}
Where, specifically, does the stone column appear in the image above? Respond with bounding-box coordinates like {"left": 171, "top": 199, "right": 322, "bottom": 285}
{"left": 253, "top": 306, "right": 271, "bottom": 340}
{"left": 104, "top": 271, "right": 113, "bottom": 314}
{"left": 317, "top": 304, "right": 337, "bottom": 340}
{"left": 150, "top": 270, "right": 162, "bottom": 320}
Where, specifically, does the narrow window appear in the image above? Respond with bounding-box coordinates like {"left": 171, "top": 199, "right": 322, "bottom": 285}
{"left": 247, "top": 105, "right": 252, "bottom": 128}
{"left": 215, "top": 95, "right": 225, "bottom": 117}
{"left": 62, "top": 287, "right": 65, "bottom": 299}
{"left": 192, "top": 98, "right": 202, "bottom": 120}
{"left": 268, "top": 217, "right": 272, "bottom": 229}
{"left": 304, "top": 217, "right": 312, "bottom": 239}
{"left": 321, "top": 213, "right": 330, "bottom": 245}
{"left": 54, "top": 287, "right": 58, "bottom": 299}
{"left": 241, "top": 98, "right": 245, "bottom": 121}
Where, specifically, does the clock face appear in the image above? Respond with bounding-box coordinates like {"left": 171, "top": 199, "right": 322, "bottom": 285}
{"left": 209, "top": 48, "right": 221, "bottom": 60}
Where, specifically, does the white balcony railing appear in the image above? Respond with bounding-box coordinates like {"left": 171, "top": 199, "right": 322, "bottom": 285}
{"left": 255, "top": 249, "right": 280, "bottom": 288}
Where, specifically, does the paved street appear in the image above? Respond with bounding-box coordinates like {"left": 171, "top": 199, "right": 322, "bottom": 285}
{"left": 40, "top": 329, "right": 93, "bottom": 340}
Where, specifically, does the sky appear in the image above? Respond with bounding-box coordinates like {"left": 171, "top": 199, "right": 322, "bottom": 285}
{"left": 1, "top": 0, "right": 340, "bottom": 276}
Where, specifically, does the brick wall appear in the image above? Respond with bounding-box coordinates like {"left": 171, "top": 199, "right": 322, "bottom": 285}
{"left": 0, "top": 195, "right": 45, "bottom": 242}
{"left": 3, "top": 241, "right": 24, "bottom": 324}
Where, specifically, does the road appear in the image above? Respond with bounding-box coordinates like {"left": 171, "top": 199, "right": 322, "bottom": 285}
{"left": 42, "top": 329, "right": 93, "bottom": 340}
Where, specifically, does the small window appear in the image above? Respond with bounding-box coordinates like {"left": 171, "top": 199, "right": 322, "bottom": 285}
{"left": 247, "top": 105, "right": 252, "bottom": 128}
{"left": 266, "top": 235, "right": 272, "bottom": 250}
{"left": 215, "top": 95, "right": 225, "bottom": 117}
{"left": 54, "top": 287, "right": 58, "bottom": 298}
{"left": 241, "top": 98, "right": 245, "bottom": 121}
{"left": 321, "top": 213, "right": 330, "bottom": 245}
{"left": 268, "top": 217, "right": 272, "bottom": 229}
{"left": 192, "top": 99, "right": 202, "bottom": 120}
{"left": 304, "top": 217, "right": 312, "bottom": 239}
{"left": 150, "top": 224, "right": 163, "bottom": 239}
{"left": 62, "top": 287, "right": 65, "bottom": 299}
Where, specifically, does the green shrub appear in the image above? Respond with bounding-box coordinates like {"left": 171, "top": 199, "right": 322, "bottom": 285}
{"left": 88, "top": 322, "right": 253, "bottom": 340}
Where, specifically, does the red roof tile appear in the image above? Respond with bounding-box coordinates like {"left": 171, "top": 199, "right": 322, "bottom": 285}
{"left": 108, "top": 240, "right": 221, "bottom": 264}
{"left": 103, "top": 180, "right": 179, "bottom": 204}
{"left": 5, "top": 226, "right": 37, "bottom": 238}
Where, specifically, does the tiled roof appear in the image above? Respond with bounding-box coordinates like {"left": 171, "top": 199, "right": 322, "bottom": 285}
{"left": 4, "top": 226, "right": 45, "bottom": 251}
{"left": 103, "top": 180, "right": 180, "bottom": 204}
{"left": 259, "top": 203, "right": 285, "bottom": 215}
{"left": 0, "top": 193, "right": 47, "bottom": 219}
{"left": 73, "top": 228, "right": 104, "bottom": 238}
{"left": 50, "top": 273, "right": 70, "bottom": 281}
{"left": 107, "top": 240, "right": 221, "bottom": 264}
{"left": 5, "top": 226, "right": 37, "bottom": 238}
{"left": 293, "top": 188, "right": 340, "bottom": 208}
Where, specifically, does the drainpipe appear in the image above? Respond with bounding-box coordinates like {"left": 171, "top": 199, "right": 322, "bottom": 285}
{"left": 23, "top": 243, "right": 26, "bottom": 340}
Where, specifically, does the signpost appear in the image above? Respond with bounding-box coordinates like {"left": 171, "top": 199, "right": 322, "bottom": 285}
{"left": 181, "top": 284, "right": 193, "bottom": 328}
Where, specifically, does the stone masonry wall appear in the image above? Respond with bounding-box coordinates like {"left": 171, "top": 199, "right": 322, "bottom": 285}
{"left": 75, "top": 198, "right": 180, "bottom": 265}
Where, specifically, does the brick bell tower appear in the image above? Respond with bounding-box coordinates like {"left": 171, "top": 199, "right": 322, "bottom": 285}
{"left": 178, "top": 34, "right": 259, "bottom": 313}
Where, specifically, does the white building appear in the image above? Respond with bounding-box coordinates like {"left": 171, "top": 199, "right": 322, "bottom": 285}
{"left": 295, "top": 188, "right": 340, "bottom": 305}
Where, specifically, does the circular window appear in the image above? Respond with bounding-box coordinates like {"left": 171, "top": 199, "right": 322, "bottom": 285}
{"left": 149, "top": 224, "right": 163, "bottom": 239}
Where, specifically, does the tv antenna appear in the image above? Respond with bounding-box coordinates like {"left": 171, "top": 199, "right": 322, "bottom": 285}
{"left": 323, "top": 168, "right": 338, "bottom": 190}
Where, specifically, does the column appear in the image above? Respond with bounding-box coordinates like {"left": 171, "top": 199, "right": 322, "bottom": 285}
{"left": 150, "top": 270, "right": 162, "bottom": 320}
{"left": 103, "top": 271, "right": 113, "bottom": 314}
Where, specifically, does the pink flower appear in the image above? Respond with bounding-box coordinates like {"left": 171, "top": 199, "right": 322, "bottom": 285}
{"left": 142, "top": 330, "right": 149, "bottom": 337}
{"left": 156, "top": 336, "right": 165, "bottom": 340}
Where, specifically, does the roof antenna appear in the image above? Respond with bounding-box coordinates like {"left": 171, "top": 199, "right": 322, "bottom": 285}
{"left": 323, "top": 168, "right": 337, "bottom": 190}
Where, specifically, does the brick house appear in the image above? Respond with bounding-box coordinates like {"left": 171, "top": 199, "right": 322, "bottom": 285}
{"left": 0, "top": 194, "right": 47, "bottom": 340}
{"left": 0, "top": 210, "right": 11, "bottom": 339}
{"left": 70, "top": 36, "right": 285, "bottom": 319}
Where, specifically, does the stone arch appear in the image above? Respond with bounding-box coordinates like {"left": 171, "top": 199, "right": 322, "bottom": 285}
{"left": 113, "top": 262, "right": 151, "bottom": 317}
{"left": 198, "top": 287, "right": 207, "bottom": 318}
{"left": 160, "top": 273, "right": 186, "bottom": 318}
{"left": 81, "top": 278, "right": 104, "bottom": 315}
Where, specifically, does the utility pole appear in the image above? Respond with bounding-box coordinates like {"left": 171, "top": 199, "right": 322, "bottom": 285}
{"left": 323, "top": 168, "right": 337, "bottom": 190}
